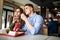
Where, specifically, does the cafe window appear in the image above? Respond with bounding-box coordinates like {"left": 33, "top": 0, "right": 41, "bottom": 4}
{"left": 2, "top": 5, "right": 14, "bottom": 29}
{"left": 2, "top": 10, "right": 6, "bottom": 29}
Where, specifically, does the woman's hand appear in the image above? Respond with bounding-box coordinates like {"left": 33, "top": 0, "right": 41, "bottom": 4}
{"left": 12, "top": 17, "right": 17, "bottom": 23}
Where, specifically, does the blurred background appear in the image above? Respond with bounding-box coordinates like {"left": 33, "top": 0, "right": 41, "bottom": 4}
{"left": 0, "top": 0, "right": 60, "bottom": 37}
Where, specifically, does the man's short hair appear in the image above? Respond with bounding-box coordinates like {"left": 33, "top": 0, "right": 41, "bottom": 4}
{"left": 25, "top": 4, "right": 34, "bottom": 10}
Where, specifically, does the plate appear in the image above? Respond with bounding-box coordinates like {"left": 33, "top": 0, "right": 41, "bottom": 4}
{"left": 0, "top": 32, "right": 25, "bottom": 37}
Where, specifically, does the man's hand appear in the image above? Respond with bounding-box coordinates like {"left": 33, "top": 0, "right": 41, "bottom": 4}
{"left": 21, "top": 14, "right": 34, "bottom": 33}
{"left": 21, "top": 14, "right": 34, "bottom": 32}
{"left": 21, "top": 14, "right": 28, "bottom": 22}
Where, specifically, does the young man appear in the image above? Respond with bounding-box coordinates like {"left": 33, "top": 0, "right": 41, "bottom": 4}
{"left": 21, "top": 4, "right": 43, "bottom": 35}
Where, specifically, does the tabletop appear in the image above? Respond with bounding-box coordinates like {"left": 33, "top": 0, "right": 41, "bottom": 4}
{"left": 0, "top": 35, "right": 60, "bottom": 40}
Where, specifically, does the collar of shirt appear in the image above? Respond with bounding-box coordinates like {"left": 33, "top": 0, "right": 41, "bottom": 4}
{"left": 28, "top": 13, "right": 36, "bottom": 19}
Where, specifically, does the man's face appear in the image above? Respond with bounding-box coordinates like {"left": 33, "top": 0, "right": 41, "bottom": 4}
{"left": 24, "top": 6, "right": 31, "bottom": 15}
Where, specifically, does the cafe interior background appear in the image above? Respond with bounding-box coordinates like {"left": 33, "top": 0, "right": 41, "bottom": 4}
{"left": 0, "top": 0, "right": 60, "bottom": 37}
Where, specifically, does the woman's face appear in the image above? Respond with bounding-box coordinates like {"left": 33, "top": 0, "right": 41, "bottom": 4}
{"left": 15, "top": 9, "right": 20, "bottom": 15}
{"left": 14, "top": 12, "right": 20, "bottom": 20}
{"left": 14, "top": 9, "right": 20, "bottom": 19}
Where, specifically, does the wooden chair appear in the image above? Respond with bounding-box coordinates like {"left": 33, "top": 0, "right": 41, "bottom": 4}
{"left": 43, "top": 24, "right": 48, "bottom": 35}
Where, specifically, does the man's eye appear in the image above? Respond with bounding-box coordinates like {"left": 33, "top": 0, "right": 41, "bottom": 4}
{"left": 26, "top": 8, "right": 28, "bottom": 9}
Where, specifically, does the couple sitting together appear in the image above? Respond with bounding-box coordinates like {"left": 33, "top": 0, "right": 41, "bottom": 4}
{"left": 0, "top": 4, "right": 43, "bottom": 35}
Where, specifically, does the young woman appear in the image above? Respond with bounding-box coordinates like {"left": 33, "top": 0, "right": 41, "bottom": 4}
{"left": 0, "top": 7, "right": 24, "bottom": 34}
{"left": 9, "top": 7, "right": 24, "bottom": 32}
